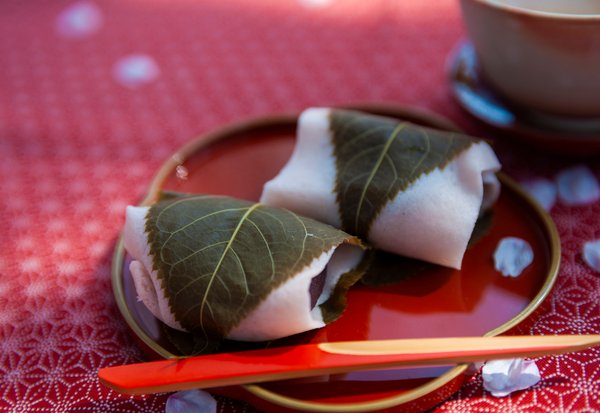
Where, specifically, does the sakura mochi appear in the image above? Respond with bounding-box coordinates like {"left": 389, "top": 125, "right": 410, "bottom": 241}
{"left": 260, "top": 108, "right": 502, "bottom": 270}
{"left": 124, "top": 193, "right": 367, "bottom": 354}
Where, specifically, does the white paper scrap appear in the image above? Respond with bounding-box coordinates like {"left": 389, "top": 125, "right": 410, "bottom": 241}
{"left": 166, "top": 389, "right": 217, "bottom": 413}
{"left": 521, "top": 178, "right": 557, "bottom": 211}
{"left": 556, "top": 165, "right": 600, "bottom": 206}
{"left": 482, "top": 358, "right": 540, "bottom": 397}
{"left": 494, "top": 237, "right": 534, "bottom": 277}
{"left": 582, "top": 239, "right": 600, "bottom": 273}
{"left": 113, "top": 54, "right": 160, "bottom": 89}
{"left": 55, "top": 1, "right": 104, "bottom": 39}
{"left": 298, "top": 0, "right": 335, "bottom": 8}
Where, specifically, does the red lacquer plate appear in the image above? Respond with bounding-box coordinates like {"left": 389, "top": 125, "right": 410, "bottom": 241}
{"left": 111, "top": 104, "right": 560, "bottom": 413}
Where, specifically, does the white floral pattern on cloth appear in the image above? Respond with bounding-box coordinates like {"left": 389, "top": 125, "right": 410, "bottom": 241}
{"left": 556, "top": 165, "right": 600, "bottom": 206}
{"left": 55, "top": 1, "right": 104, "bottom": 39}
{"left": 166, "top": 390, "right": 217, "bottom": 413}
{"left": 493, "top": 237, "right": 534, "bottom": 277}
{"left": 521, "top": 178, "right": 557, "bottom": 211}
{"left": 482, "top": 358, "right": 541, "bottom": 397}
{"left": 113, "top": 54, "right": 161, "bottom": 89}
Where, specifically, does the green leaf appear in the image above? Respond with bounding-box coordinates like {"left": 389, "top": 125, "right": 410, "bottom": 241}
{"left": 329, "top": 109, "right": 476, "bottom": 239}
{"left": 361, "top": 251, "right": 433, "bottom": 288}
{"left": 320, "top": 248, "right": 375, "bottom": 323}
{"left": 163, "top": 323, "right": 271, "bottom": 357}
{"left": 163, "top": 323, "right": 197, "bottom": 356}
{"left": 467, "top": 209, "right": 495, "bottom": 250}
{"left": 145, "top": 193, "right": 364, "bottom": 355}
{"left": 157, "top": 190, "right": 192, "bottom": 202}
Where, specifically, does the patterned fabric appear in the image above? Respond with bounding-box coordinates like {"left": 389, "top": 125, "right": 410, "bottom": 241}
{"left": 1, "top": 0, "right": 600, "bottom": 412}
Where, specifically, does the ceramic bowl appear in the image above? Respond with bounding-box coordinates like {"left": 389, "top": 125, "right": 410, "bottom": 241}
{"left": 459, "top": 0, "right": 600, "bottom": 118}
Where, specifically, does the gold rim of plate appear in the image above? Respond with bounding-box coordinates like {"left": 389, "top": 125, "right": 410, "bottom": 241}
{"left": 111, "top": 108, "right": 561, "bottom": 413}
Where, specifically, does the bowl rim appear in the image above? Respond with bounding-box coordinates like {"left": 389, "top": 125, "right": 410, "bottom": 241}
{"left": 462, "top": 0, "right": 600, "bottom": 20}
{"left": 111, "top": 103, "right": 561, "bottom": 413}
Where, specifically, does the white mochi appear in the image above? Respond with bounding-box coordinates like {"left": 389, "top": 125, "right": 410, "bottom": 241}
{"left": 228, "top": 242, "right": 363, "bottom": 341}
{"left": 123, "top": 205, "right": 364, "bottom": 341}
{"left": 124, "top": 206, "right": 183, "bottom": 331}
{"left": 261, "top": 108, "right": 342, "bottom": 228}
{"left": 260, "top": 107, "right": 502, "bottom": 269}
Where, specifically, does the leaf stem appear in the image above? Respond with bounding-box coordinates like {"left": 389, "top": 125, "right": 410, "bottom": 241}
{"left": 354, "top": 123, "right": 407, "bottom": 233}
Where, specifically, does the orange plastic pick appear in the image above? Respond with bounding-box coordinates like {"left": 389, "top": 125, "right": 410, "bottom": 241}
{"left": 98, "top": 334, "right": 600, "bottom": 395}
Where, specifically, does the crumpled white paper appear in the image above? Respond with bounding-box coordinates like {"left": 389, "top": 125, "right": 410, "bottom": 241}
{"left": 482, "top": 358, "right": 541, "bottom": 397}
{"left": 582, "top": 239, "right": 600, "bottom": 274}
{"left": 55, "top": 1, "right": 104, "bottom": 39}
{"left": 493, "top": 237, "right": 534, "bottom": 277}
{"left": 298, "top": 0, "right": 335, "bottom": 8}
{"left": 113, "top": 54, "right": 161, "bottom": 89}
{"left": 556, "top": 165, "right": 600, "bottom": 206}
{"left": 521, "top": 178, "right": 557, "bottom": 211}
{"left": 166, "top": 389, "right": 217, "bottom": 413}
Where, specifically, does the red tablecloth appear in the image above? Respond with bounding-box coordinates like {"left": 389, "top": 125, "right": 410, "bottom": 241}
{"left": 2, "top": 0, "right": 600, "bottom": 411}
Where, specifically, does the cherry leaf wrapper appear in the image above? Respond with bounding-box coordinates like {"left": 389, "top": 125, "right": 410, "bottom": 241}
{"left": 124, "top": 192, "right": 369, "bottom": 355}
{"left": 261, "top": 108, "right": 501, "bottom": 270}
